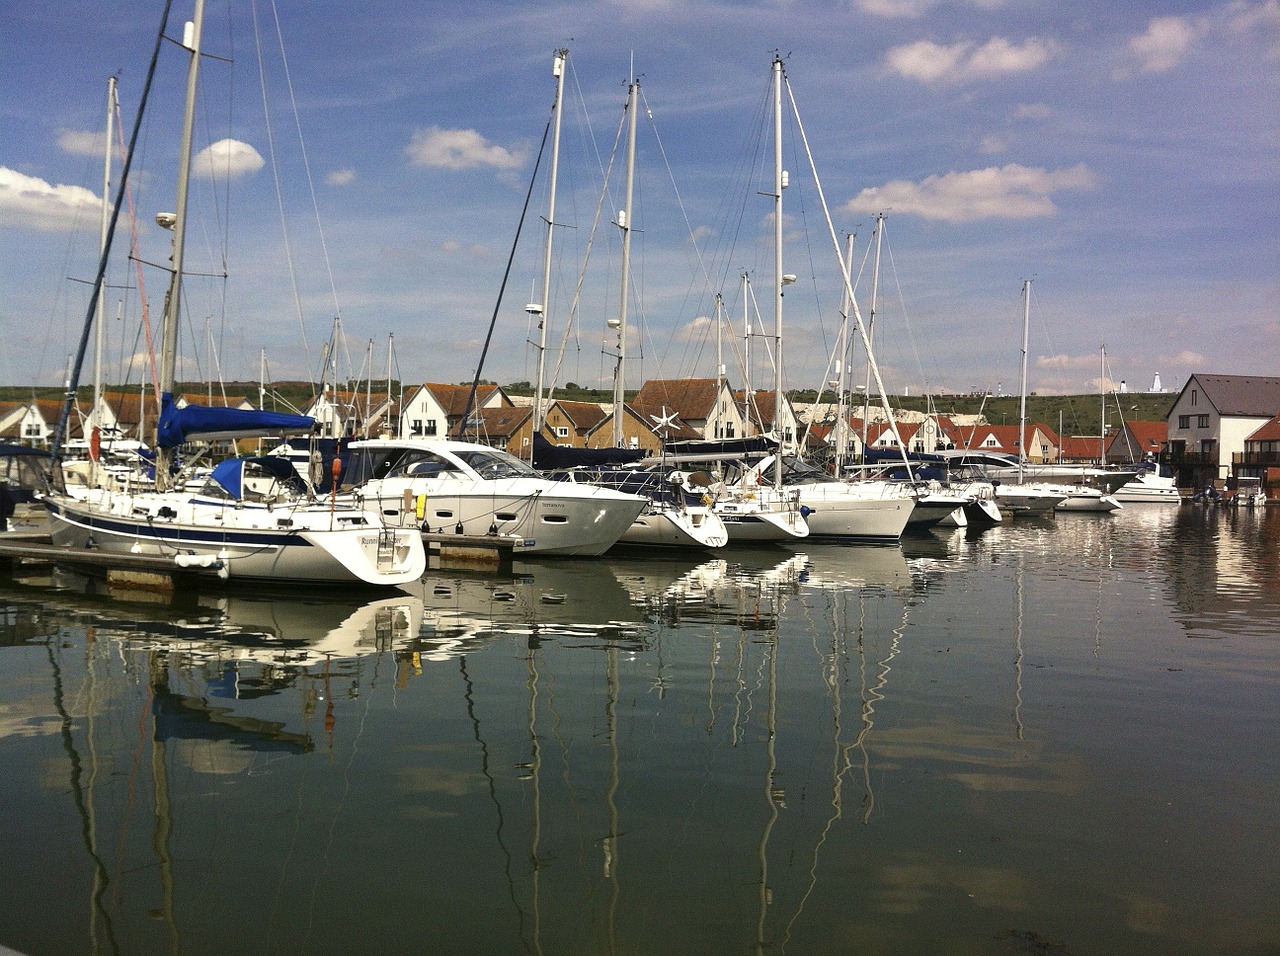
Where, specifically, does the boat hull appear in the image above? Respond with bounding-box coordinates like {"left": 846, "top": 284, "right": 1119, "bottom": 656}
{"left": 43, "top": 491, "right": 426, "bottom": 586}
{"left": 356, "top": 480, "right": 645, "bottom": 557}
{"left": 616, "top": 504, "right": 729, "bottom": 549}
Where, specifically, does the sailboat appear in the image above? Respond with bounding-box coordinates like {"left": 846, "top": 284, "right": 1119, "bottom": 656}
{"left": 722, "top": 58, "right": 915, "bottom": 542}
{"left": 41, "top": 1, "right": 426, "bottom": 587}
{"left": 527, "top": 64, "right": 728, "bottom": 551}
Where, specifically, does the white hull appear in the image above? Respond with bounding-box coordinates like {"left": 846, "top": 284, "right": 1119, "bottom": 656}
{"left": 995, "top": 483, "right": 1067, "bottom": 515}
{"left": 1113, "top": 472, "right": 1182, "bottom": 504}
{"left": 1055, "top": 487, "right": 1122, "bottom": 512}
{"left": 617, "top": 503, "right": 729, "bottom": 550}
{"left": 714, "top": 489, "right": 810, "bottom": 542}
{"left": 43, "top": 489, "right": 426, "bottom": 586}
{"left": 794, "top": 485, "right": 914, "bottom": 540}
{"left": 346, "top": 439, "right": 646, "bottom": 557}
{"left": 908, "top": 492, "right": 970, "bottom": 529}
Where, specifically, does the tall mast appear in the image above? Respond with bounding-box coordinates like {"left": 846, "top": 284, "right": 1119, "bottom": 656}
{"left": 154, "top": 1, "right": 205, "bottom": 491}
{"left": 92, "top": 75, "right": 117, "bottom": 482}
{"left": 611, "top": 77, "right": 638, "bottom": 449}
{"left": 742, "top": 272, "right": 751, "bottom": 429}
{"left": 835, "top": 231, "right": 854, "bottom": 469}
{"left": 532, "top": 49, "right": 568, "bottom": 439}
{"left": 1100, "top": 344, "right": 1106, "bottom": 461}
{"left": 860, "top": 213, "right": 883, "bottom": 459}
{"left": 771, "top": 55, "right": 786, "bottom": 485}
{"left": 1019, "top": 278, "right": 1031, "bottom": 479}
{"left": 386, "top": 332, "right": 394, "bottom": 436}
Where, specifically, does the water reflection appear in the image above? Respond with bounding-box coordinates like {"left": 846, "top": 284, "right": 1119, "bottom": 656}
{"left": 0, "top": 508, "right": 1277, "bottom": 955}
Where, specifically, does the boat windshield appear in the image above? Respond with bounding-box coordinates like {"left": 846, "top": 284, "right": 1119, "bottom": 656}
{"left": 453, "top": 448, "right": 537, "bottom": 480}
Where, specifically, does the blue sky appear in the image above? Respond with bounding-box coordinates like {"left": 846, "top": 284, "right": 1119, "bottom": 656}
{"left": 2, "top": 0, "right": 1277, "bottom": 401}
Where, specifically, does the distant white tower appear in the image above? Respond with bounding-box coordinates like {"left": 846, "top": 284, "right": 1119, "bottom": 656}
{"left": 1151, "top": 372, "right": 1163, "bottom": 393}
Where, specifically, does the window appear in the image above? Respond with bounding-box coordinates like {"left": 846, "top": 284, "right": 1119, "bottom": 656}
{"left": 726, "top": 422, "right": 735, "bottom": 438}
{"left": 411, "top": 419, "right": 423, "bottom": 436}
{"left": 1190, "top": 390, "right": 1198, "bottom": 407}
{"left": 555, "top": 426, "right": 569, "bottom": 438}
{"left": 1178, "top": 415, "right": 1190, "bottom": 429}
{"left": 1197, "top": 415, "right": 1210, "bottom": 428}
{"left": 629, "top": 436, "right": 639, "bottom": 449}
{"left": 425, "top": 419, "right": 438, "bottom": 436}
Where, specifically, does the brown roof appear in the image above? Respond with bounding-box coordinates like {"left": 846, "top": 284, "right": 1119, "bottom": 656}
{"left": 1189, "top": 374, "right": 1280, "bottom": 418}
{"left": 422, "top": 383, "right": 504, "bottom": 416}
{"left": 1246, "top": 413, "right": 1280, "bottom": 443}
{"left": 549, "top": 400, "right": 608, "bottom": 431}
{"left": 1109, "top": 420, "right": 1167, "bottom": 458}
{"left": 456, "top": 404, "right": 530, "bottom": 439}
{"left": 633, "top": 379, "right": 721, "bottom": 422}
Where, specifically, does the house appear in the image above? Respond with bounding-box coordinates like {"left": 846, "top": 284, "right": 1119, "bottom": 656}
{"left": 584, "top": 403, "right": 663, "bottom": 456}
{"left": 1239, "top": 413, "right": 1280, "bottom": 495}
{"left": 0, "top": 401, "right": 49, "bottom": 446}
{"left": 1165, "top": 374, "right": 1280, "bottom": 485}
{"left": 542, "top": 400, "right": 609, "bottom": 448}
{"left": 1057, "top": 433, "right": 1111, "bottom": 464}
{"left": 399, "top": 383, "right": 510, "bottom": 440}
{"left": 460, "top": 404, "right": 534, "bottom": 454}
{"left": 630, "top": 379, "right": 746, "bottom": 444}
{"left": 1105, "top": 420, "right": 1167, "bottom": 464}
{"left": 732, "top": 388, "right": 800, "bottom": 451}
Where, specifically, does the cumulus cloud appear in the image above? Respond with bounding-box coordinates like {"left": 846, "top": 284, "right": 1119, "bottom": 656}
{"left": 1128, "top": 16, "right": 1202, "bottom": 73}
{"left": 0, "top": 166, "right": 104, "bottom": 231}
{"left": 844, "top": 163, "right": 1097, "bottom": 223}
{"left": 326, "top": 168, "right": 356, "bottom": 186}
{"left": 192, "top": 139, "right": 264, "bottom": 179}
{"left": 406, "top": 127, "right": 523, "bottom": 171}
{"left": 884, "top": 36, "right": 1056, "bottom": 84}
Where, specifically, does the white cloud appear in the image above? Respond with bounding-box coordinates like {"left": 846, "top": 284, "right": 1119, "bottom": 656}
{"left": 406, "top": 127, "right": 523, "bottom": 171}
{"left": 326, "top": 168, "right": 356, "bottom": 186}
{"left": 844, "top": 163, "right": 1098, "bottom": 223}
{"left": 192, "top": 139, "right": 264, "bottom": 179}
{"left": 1128, "top": 16, "right": 1201, "bottom": 73}
{"left": 1014, "top": 102, "right": 1052, "bottom": 121}
{"left": 854, "top": 0, "right": 1011, "bottom": 17}
{"left": 884, "top": 36, "right": 1056, "bottom": 84}
{"left": 0, "top": 166, "right": 104, "bottom": 231}
{"left": 57, "top": 129, "right": 121, "bottom": 158}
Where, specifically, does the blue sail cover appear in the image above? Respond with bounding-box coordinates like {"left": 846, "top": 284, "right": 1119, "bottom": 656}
{"left": 156, "top": 392, "right": 314, "bottom": 448}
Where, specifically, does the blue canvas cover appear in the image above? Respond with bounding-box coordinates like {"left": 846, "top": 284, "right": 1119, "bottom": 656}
{"left": 156, "top": 392, "right": 314, "bottom": 448}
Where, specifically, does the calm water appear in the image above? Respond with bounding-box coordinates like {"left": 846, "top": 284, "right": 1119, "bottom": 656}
{"left": 1, "top": 505, "right": 1277, "bottom": 956}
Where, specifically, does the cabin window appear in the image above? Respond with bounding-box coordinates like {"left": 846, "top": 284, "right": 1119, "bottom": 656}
{"left": 434, "top": 510, "right": 454, "bottom": 519}
{"left": 542, "top": 514, "right": 568, "bottom": 524}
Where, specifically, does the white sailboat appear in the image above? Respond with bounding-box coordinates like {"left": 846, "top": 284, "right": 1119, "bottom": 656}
{"left": 42, "top": 1, "right": 426, "bottom": 587}
{"left": 730, "top": 57, "right": 914, "bottom": 542}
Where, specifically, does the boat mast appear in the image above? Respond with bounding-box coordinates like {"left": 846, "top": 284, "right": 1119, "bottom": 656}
{"left": 532, "top": 49, "right": 568, "bottom": 440}
{"left": 860, "top": 213, "right": 883, "bottom": 460}
{"left": 1018, "top": 278, "right": 1031, "bottom": 480}
{"left": 154, "top": 2, "right": 205, "bottom": 491}
{"left": 1099, "top": 344, "right": 1106, "bottom": 462}
{"left": 610, "top": 76, "right": 638, "bottom": 449}
{"left": 771, "top": 55, "right": 785, "bottom": 486}
{"left": 834, "top": 231, "right": 854, "bottom": 470}
{"left": 92, "top": 75, "right": 117, "bottom": 485}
